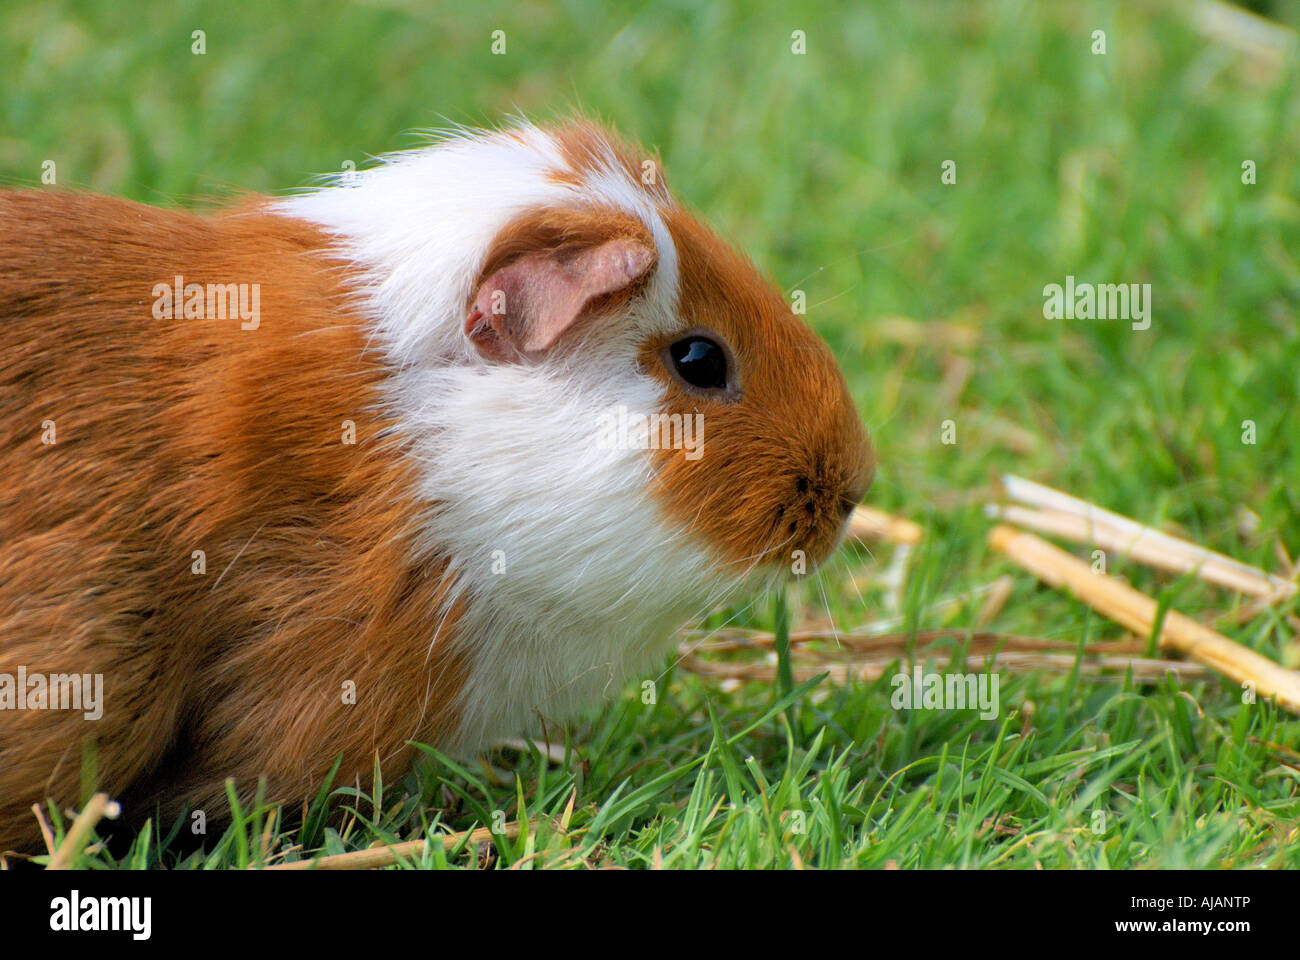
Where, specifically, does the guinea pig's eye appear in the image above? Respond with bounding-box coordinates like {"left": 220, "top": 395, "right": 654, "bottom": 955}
{"left": 665, "top": 334, "right": 732, "bottom": 395}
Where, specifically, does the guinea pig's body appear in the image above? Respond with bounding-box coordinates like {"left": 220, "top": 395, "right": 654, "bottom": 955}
{"left": 0, "top": 120, "right": 871, "bottom": 853}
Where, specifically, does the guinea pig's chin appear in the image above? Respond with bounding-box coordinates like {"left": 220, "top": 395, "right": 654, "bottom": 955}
{"left": 764, "top": 515, "right": 857, "bottom": 587}
{"left": 715, "top": 554, "right": 798, "bottom": 597}
{"left": 688, "top": 513, "right": 853, "bottom": 596}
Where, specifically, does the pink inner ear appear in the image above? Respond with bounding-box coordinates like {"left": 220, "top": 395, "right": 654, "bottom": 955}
{"left": 466, "top": 237, "right": 655, "bottom": 360}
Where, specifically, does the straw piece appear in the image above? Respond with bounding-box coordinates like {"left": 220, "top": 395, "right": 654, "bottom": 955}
{"left": 679, "top": 628, "right": 1215, "bottom": 685}
{"left": 31, "top": 804, "right": 56, "bottom": 857}
{"left": 264, "top": 821, "right": 522, "bottom": 870}
{"left": 684, "top": 627, "right": 1150, "bottom": 656}
{"left": 46, "top": 793, "right": 120, "bottom": 870}
{"left": 849, "top": 506, "right": 923, "bottom": 546}
{"left": 681, "top": 651, "right": 1210, "bottom": 685}
{"left": 1277, "top": 540, "right": 1296, "bottom": 579}
{"left": 880, "top": 543, "right": 914, "bottom": 614}
{"left": 996, "top": 475, "right": 1293, "bottom": 598}
{"left": 988, "top": 525, "right": 1300, "bottom": 714}
{"left": 975, "top": 575, "right": 1015, "bottom": 628}
{"left": 990, "top": 502, "right": 1287, "bottom": 598}
{"left": 495, "top": 738, "right": 567, "bottom": 764}
{"left": 682, "top": 581, "right": 1014, "bottom": 653}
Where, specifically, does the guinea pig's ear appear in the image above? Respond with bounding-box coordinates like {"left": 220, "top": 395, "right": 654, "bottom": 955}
{"left": 465, "top": 208, "right": 657, "bottom": 362}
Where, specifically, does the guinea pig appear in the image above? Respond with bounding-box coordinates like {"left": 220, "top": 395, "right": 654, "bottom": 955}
{"left": 0, "top": 118, "right": 873, "bottom": 854}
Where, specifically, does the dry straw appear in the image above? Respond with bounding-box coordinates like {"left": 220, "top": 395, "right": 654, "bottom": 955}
{"left": 989, "top": 525, "right": 1300, "bottom": 715}
{"left": 46, "top": 792, "right": 120, "bottom": 869}
{"left": 264, "top": 821, "right": 523, "bottom": 870}
{"left": 679, "top": 627, "right": 1214, "bottom": 686}
{"left": 849, "top": 505, "right": 923, "bottom": 545}
{"left": 991, "top": 474, "right": 1295, "bottom": 599}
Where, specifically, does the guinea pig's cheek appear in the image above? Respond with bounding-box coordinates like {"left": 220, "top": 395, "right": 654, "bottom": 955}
{"left": 644, "top": 421, "right": 785, "bottom": 580}
{"left": 645, "top": 396, "right": 871, "bottom": 581}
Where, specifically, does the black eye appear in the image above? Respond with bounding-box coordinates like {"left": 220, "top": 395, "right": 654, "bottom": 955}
{"left": 668, "top": 336, "right": 729, "bottom": 391}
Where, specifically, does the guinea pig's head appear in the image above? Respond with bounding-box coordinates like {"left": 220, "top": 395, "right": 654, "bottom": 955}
{"left": 453, "top": 124, "right": 873, "bottom": 595}
{"left": 640, "top": 209, "right": 874, "bottom": 581}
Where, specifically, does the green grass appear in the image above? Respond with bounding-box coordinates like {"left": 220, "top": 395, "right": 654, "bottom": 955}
{"left": 4, "top": 0, "right": 1299, "bottom": 868}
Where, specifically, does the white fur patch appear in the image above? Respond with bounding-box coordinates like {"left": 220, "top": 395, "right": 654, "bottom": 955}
{"left": 276, "top": 123, "right": 743, "bottom": 752}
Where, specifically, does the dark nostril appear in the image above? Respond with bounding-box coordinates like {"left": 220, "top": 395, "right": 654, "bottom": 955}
{"left": 795, "top": 476, "right": 810, "bottom": 494}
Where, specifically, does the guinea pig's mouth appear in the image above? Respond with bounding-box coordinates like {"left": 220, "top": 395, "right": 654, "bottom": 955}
{"left": 766, "top": 477, "right": 865, "bottom": 574}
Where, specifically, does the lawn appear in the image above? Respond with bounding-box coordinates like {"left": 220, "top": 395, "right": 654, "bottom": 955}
{"left": 2, "top": 0, "right": 1298, "bottom": 868}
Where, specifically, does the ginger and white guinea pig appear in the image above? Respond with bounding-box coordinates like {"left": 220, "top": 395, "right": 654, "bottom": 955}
{"left": 0, "top": 118, "right": 872, "bottom": 852}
